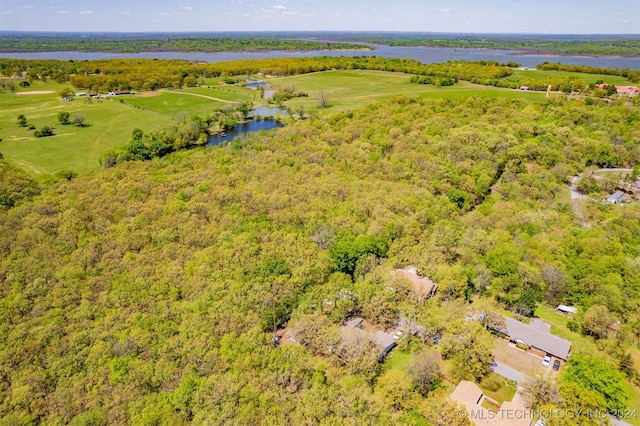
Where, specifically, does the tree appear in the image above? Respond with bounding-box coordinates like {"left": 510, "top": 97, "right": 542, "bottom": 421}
{"left": 58, "top": 111, "right": 71, "bottom": 125}
{"left": 318, "top": 90, "right": 330, "bottom": 108}
{"left": 561, "top": 353, "right": 632, "bottom": 412}
{"left": 408, "top": 349, "right": 441, "bottom": 396}
{"left": 6, "top": 80, "right": 16, "bottom": 93}
{"left": 290, "top": 312, "right": 340, "bottom": 356}
{"left": 34, "top": 125, "right": 54, "bottom": 138}
{"left": 440, "top": 319, "right": 494, "bottom": 382}
{"left": 374, "top": 369, "right": 417, "bottom": 411}
{"left": 59, "top": 87, "right": 75, "bottom": 99}
{"left": 335, "top": 328, "right": 380, "bottom": 375}
{"left": 73, "top": 113, "right": 86, "bottom": 126}
{"left": 17, "top": 114, "right": 27, "bottom": 127}
{"left": 521, "top": 375, "right": 560, "bottom": 409}
{"left": 581, "top": 305, "right": 611, "bottom": 339}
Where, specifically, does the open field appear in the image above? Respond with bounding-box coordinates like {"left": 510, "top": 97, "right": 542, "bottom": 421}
{"left": 0, "top": 80, "right": 173, "bottom": 175}
{"left": 506, "top": 69, "right": 635, "bottom": 86}
{"left": 1, "top": 67, "right": 636, "bottom": 177}
{"left": 269, "top": 70, "right": 548, "bottom": 112}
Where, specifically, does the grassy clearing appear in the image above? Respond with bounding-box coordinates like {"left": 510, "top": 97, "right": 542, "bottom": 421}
{"left": 0, "top": 80, "right": 172, "bottom": 175}
{"left": 507, "top": 69, "right": 634, "bottom": 85}
{"left": 270, "top": 70, "right": 547, "bottom": 113}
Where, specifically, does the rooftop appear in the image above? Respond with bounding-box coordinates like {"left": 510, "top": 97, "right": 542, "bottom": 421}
{"left": 492, "top": 316, "right": 572, "bottom": 360}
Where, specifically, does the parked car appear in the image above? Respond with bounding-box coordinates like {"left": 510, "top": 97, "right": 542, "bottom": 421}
{"left": 552, "top": 360, "right": 561, "bottom": 371}
{"left": 542, "top": 355, "right": 551, "bottom": 367}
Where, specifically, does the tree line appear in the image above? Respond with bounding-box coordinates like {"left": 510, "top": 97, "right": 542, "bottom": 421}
{"left": 0, "top": 34, "right": 368, "bottom": 53}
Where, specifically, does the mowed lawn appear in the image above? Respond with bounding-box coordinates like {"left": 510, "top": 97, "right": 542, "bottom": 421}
{"left": 507, "top": 69, "right": 635, "bottom": 86}
{"left": 120, "top": 86, "right": 255, "bottom": 118}
{"left": 0, "top": 82, "right": 172, "bottom": 175}
{"left": 268, "top": 70, "right": 547, "bottom": 112}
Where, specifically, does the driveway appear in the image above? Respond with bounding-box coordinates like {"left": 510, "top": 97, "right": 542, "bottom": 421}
{"left": 491, "top": 360, "right": 529, "bottom": 383}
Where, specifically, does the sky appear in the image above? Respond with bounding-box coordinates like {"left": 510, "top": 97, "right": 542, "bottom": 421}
{"left": 0, "top": 0, "right": 639, "bottom": 34}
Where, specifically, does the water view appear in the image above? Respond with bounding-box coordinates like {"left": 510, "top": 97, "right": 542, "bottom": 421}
{"left": 4, "top": 45, "right": 640, "bottom": 70}
{"left": 207, "top": 119, "right": 283, "bottom": 146}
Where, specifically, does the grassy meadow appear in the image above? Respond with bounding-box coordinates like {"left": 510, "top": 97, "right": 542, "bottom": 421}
{"left": 1, "top": 66, "right": 636, "bottom": 177}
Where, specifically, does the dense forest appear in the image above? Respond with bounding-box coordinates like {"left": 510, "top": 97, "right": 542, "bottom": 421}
{"left": 2, "top": 32, "right": 639, "bottom": 58}
{"left": 0, "top": 34, "right": 367, "bottom": 54}
{"left": 337, "top": 33, "right": 640, "bottom": 58}
{"left": 1, "top": 94, "right": 640, "bottom": 424}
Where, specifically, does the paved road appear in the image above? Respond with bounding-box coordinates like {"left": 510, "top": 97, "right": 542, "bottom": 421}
{"left": 491, "top": 360, "right": 529, "bottom": 383}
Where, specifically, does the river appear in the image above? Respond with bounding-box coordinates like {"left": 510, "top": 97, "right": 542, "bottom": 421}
{"left": 3, "top": 45, "right": 640, "bottom": 70}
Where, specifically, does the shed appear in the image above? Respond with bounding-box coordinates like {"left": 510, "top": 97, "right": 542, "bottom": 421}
{"left": 607, "top": 191, "right": 625, "bottom": 204}
{"left": 556, "top": 305, "right": 578, "bottom": 315}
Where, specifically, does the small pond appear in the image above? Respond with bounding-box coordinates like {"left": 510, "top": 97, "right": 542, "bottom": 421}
{"left": 248, "top": 106, "right": 289, "bottom": 118}
{"left": 246, "top": 80, "right": 269, "bottom": 89}
{"left": 207, "top": 119, "right": 283, "bottom": 146}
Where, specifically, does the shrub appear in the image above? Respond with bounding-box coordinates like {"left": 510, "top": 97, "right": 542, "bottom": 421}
{"left": 34, "top": 125, "right": 54, "bottom": 138}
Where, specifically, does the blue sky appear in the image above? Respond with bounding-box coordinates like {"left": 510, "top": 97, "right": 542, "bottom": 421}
{"left": 1, "top": 0, "right": 638, "bottom": 34}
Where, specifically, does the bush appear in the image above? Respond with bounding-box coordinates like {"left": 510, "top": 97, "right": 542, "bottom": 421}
{"left": 34, "top": 125, "right": 54, "bottom": 138}
{"left": 58, "top": 111, "right": 71, "bottom": 125}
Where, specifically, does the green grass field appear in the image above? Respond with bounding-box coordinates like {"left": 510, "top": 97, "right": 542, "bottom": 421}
{"left": 272, "top": 70, "right": 547, "bottom": 112}
{"left": 1, "top": 67, "right": 635, "bottom": 177}
{"left": 507, "top": 69, "right": 634, "bottom": 86}
{"left": 0, "top": 80, "right": 173, "bottom": 175}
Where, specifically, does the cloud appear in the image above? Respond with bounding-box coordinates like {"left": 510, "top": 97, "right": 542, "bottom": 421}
{"left": 262, "top": 3, "right": 296, "bottom": 16}
{"left": 21, "top": 5, "right": 36, "bottom": 9}
{"left": 438, "top": 8, "right": 452, "bottom": 14}
{"left": 121, "top": 11, "right": 132, "bottom": 16}
{"left": 178, "top": 6, "right": 193, "bottom": 10}
{"left": 56, "top": 10, "right": 70, "bottom": 14}
{"left": 80, "top": 10, "right": 94, "bottom": 15}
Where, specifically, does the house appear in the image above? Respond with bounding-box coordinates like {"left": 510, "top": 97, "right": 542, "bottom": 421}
{"left": 343, "top": 317, "right": 363, "bottom": 330}
{"left": 556, "top": 305, "right": 578, "bottom": 315}
{"left": 373, "top": 330, "right": 396, "bottom": 361}
{"left": 450, "top": 381, "right": 530, "bottom": 426}
{"left": 340, "top": 318, "right": 396, "bottom": 362}
{"left": 595, "top": 84, "right": 640, "bottom": 96}
{"left": 607, "top": 190, "right": 626, "bottom": 204}
{"left": 394, "top": 266, "right": 438, "bottom": 301}
{"left": 490, "top": 316, "right": 572, "bottom": 361}
{"left": 616, "top": 86, "right": 640, "bottom": 96}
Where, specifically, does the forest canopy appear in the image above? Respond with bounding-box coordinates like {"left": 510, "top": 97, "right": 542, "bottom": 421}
{"left": 1, "top": 94, "right": 640, "bottom": 424}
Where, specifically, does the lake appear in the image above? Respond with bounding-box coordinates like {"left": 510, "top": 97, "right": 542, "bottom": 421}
{"left": 3, "top": 45, "right": 640, "bottom": 70}
{"left": 207, "top": 119, "right": 283, "bottom": 146}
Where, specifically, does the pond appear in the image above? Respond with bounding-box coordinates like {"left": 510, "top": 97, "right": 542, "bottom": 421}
{"left": 248, "top": 106, "right": 289, "bottom": 118}
{"left": 246, "top": 81, "right": 269, "bottom": 89}
{"left": 207, "top": 119, "right": 283, "bottom": 146}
